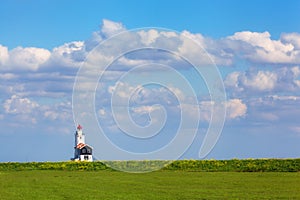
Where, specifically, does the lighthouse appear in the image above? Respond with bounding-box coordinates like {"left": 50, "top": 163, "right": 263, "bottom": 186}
{"left": 73, "top": 124, "right": 93, "bottom": 161}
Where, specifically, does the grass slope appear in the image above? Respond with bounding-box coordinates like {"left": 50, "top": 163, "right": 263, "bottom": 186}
{"left": 0, "top": 170, "right": 299, "bottom": 199}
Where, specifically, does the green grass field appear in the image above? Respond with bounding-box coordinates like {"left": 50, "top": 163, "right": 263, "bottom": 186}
{"left": 1, "top": 170, "right": 299, "bottom": 199}
{"left": 0, "top": 160, "right": 299, "bottom": 199}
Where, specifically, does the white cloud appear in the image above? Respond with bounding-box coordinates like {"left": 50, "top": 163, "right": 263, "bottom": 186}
{"left": 4, "top": 95, "right": 39, "bottom": 114}
{"left": 244, "top": 95, "right": 300, "bottom": 130}
{"left": 198, "top": 99, "right": 247, "bottom": 121}
{"left": 291, "top": 66, "right": 300, "bottom": 76}
{"left": 108, "top": 81, "right": 136, "bottom": 98}
{"left": 224, "top": 71, "right": 240, "bottom": 88}
{"left": 281, "top": 32, "right": 300, "bottom": 49}
{"left": 84, "top": 19, "right": 126, "bottom": 51}
{"left": 101, "top": 19, "right": 126, "bottom": 37}
{"left": 107, "top": 81, "right": 183, "bottom": 108}
{"left": 229, "top": 31, "right": 293, "bottom": 52}
{"left": 2, "top": 21, "right": 300, "bottom": 79}
{"left": 225, "top": 66, "right": 300, "bottom": 94}
{"left": 2, "top": 95, "right": 39, "bottom": 124}
{"left": 43, "top": 107, "right": 71, "bottom": 122}
{"left": 0, "top": 73, "right": 18, "bottom": 80}
{"left": 45, "top": 41, "right": 85, "bottom": 69}
{"left": 198, "top": 101, "right": 213, "bottom": 121}
{"left": 98, "top": 108, "right": 106, "bottom": 116}
{"left": 117, "top": 56, "right": 148, "bottom": 67}
{"left": 178, "top": 31, "right": 214, "bottom": 66}
{"left": 225, "top": 99, "right": 247, "bottom": 119}
{"left": 1, "top": 23, "right": 300, "bottom": 77}
{"left": 44, "top": 110, "right": 60, "bottom": 120}
{"left": 131, "top": 105, "right": 161, "bottom": 114}
{"left": 225, "top": 70, "right": 277, "bottom": 92}
{"left": 2, "top": 94, "right": 72, "bottom": 126}
{"left": 1, "top": 46, "right": 51, "bottom": 71}
{"left": 269, "top": 95, "right": 299, "bottom": 101}
{"left": 0, "top": 45, "right": 9, "bottom": 65}
{"left": 242, "top": 71, "right": 277, "bottom": 91}
{"left": 228, "top": 31, "right": 300, "bottom": 64}
{"left": 160, "top": 31, "right": 178, "bottom": 38}
{"left": 138, "top": 29, "right": 159, "bottom": 45}
{"left": 54, "top": 41, "right": 84, "bottom": 55}
{"left": 1, "top": 19, "right": 300, "bottom": 137}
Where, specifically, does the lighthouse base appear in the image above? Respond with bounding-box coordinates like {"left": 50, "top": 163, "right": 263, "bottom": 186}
{"left": 72, "top": 155, "right": 93, "bottom": 162}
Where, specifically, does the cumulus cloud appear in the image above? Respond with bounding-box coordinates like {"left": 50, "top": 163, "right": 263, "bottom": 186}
{"left": 1, "top": 19, "right": 300, "bottom": 136}
{"left": 105, "top": 81, "right": 182, "bottom": 109}
{"left": 2, "top": 20, "right": 300, "bottom": 77}
{"left": 225, "top": 99, "right": 247, "bottom": 119}
{"left": 3, "top": 95, "right": 39, "bottom": 124}
{"left": 244, "top": 71, "right": 277, "bottom": 91}
{"left": 198, "top": 99, "right": 247, "bottom": 122}
{"left": 43, "top": 101, "right": 72, "bottom": 121}
{"left": 138, "top": 29, "right": 160, "bottom": 45}
{"left": 84, "top": 28, "right": 300, "bottom": 67}
{"left": 4, "top": 95, "right": 38, "bottom": 114}
{"left": 229, "top": 31, "right": 292, "bottom": 52}
{"left": 227, "top": 31, "right": 300, "bottom": 64}
{"left": 2, "top": 95, "right": 72, "bottom": 126}
{"left": 0, "top": 45, "right": 9, "bottom": 65}
{"left": 245, "top": 95, "right": 300, "bottom": 128}
{"left": 270, "top": 95, "right": 299, "bottom": 101}
{"left": 0, "top": 46, "right": 51, "bottom": 71}
{"left": 225, "top": 66, "right": 300, "bottom": 95}
{"left": 281, "top": 32, "right": 300, "bottom": 49}
{"left": 0, "top": 73, "right": 18, "bottom": 80}
{"left": 85, "top": 19, "right": 126, "bottom": 51}
{"left": 225, "top": 70, "right": 277, "bottom": 92}
{"left": 98, "top": 80, "right": 246, "bottom": 126}
{"left": 45, "top": 41, "right": 85, "bottom": 69}
{"left": 131, "top": 105, "right": 161, "bottom": 114}
{"left": 101, "top": 19, "right": 126, "bottom": 37}
{"left": 95, "top": 97, "right": 246, "bottom": 137}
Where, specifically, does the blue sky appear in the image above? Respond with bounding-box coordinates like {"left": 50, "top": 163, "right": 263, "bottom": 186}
{"left": 2, "top": 0, "right": 300, "bottom": 48}
{"left": 1, "top": 0, "right": 300, "bottom": 161}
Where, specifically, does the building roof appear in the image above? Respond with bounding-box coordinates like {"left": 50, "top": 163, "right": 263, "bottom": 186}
{"left": 76, "top": 143, "right": 93, "bottom": 149}
{"left": 76, "top": 143, "right": 85, "bottom": 149}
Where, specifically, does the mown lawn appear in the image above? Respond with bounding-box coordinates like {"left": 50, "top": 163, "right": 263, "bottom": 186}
{"left": 0, "top": 170, "right": 299, "bottom": 199}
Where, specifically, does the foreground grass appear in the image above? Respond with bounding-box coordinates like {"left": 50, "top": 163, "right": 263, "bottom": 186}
{"left": 0, "top": 170, "right": 299, "bottom": 199}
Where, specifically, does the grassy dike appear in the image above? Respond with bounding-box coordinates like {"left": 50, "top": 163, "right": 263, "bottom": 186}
{"left": 0, "top": 158, "right": 299, "bottom": 172}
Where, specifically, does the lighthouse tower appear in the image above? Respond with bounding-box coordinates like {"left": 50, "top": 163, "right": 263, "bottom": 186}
{"left": 73, "top": 124, "right": 93, "bottom": 161}
{"left": 75, "top": 124, "right": 85, "bottom": 146}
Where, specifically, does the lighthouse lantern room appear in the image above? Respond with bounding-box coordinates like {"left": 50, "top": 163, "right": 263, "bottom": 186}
{"left": 73, "top": 124, "right": 93, "bottom": 162}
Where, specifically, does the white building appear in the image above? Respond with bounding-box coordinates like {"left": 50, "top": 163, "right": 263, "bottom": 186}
{"left": 72, "top": 124, "right": 93, "bottom": 162}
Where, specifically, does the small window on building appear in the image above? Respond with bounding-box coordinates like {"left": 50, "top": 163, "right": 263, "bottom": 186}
{"left": 81, "top": 148, "right": 87, "bottom": 154}
{"left": 87, "top": 148, "right": 92, "bottom": 154}
{"left": 84, "top": 155, "right": 89, "bottom": 160}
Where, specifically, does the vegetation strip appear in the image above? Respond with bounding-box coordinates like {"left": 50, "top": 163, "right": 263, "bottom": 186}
{"left": 0, "top": 159, "right": 299, "bottom": 172}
